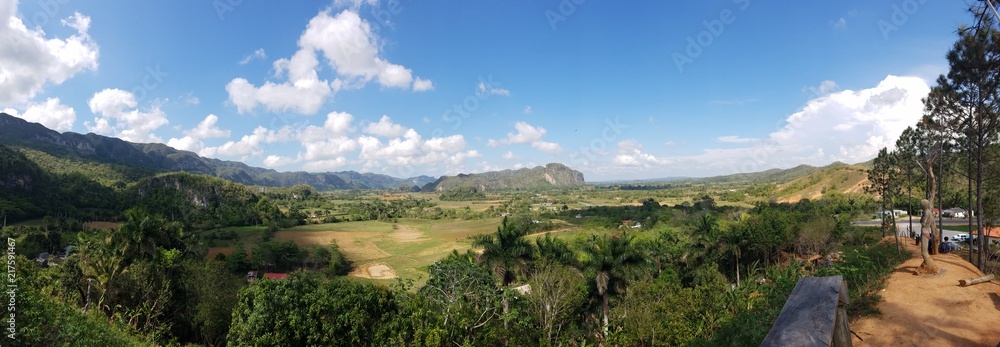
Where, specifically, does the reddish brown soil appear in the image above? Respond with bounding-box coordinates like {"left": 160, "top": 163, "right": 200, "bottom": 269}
{"left": 850, "top": 238, "right": 1000, "bottom": 346}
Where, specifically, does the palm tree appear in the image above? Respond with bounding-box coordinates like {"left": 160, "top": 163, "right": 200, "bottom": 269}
{"left": 581, "top": 230, "right": 649, "bottom": 338}
{"left": 472, "top": 217, "right": 534, "bottom": 328}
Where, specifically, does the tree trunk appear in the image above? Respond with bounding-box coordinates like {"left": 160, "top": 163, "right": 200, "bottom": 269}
{"left": 968, "top": 138, "right": 974, "bottom": 264}
{"left": 918, "top": 200, "right": 940, "bottom": 275}
{"left": 977, "top": 126, "right": 985, "bottom": 269}
{"left": 602, "top": 293, "right": 609, "bottom": 339}
{"left": 927, "top": 159, "right": 939, "bottom": 255}
{"left": 918, "top": 233, "right": 940, "bottom": 275}
{"left": 736, "top": 252, "right": 741, "bottom": 287}
{"left": 909, "top": 169, "right": 916, "bottom": 245}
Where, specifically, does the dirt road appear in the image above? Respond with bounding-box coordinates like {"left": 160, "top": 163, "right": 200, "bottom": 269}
{"left": 850, "top": 238, "right": 1000, "bottom": 346}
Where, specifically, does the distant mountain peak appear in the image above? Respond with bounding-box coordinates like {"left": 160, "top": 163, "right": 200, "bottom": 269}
{"left": 422, "top": 163, "right": 585, "bottom": 192}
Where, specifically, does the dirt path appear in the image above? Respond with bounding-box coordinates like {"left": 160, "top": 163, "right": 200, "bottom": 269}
{"left": 850, "top": 238, "right": 1000, "bottom": 346}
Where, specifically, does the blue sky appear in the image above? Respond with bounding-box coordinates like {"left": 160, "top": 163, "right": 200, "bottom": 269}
{"left": 0, "top": 0, "right": 973, "bottom": 181}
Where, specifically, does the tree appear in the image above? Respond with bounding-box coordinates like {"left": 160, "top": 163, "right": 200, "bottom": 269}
{"left": 925, "top": 7, "right": 1000, "bottom": 268}
{"left": 471, "top": 216, "right": 534, "bottom": 328}
{"left": 866, "top": 148, "right": 901, "bottom": 251}
{"left": 419, "top": 257, "right": 503, "bottom": 345}
{"left": 228, "top": 271, "right": 398, "bottom": 346}
{"left": 524, "top": 260, "right": 587, "bottom": 346}
{"left": 181, "top": 260, "right": 242, "bottom": 347}
{"left": 580, "top": 230, "right": 650, "bottom": 338}
{"left": 896, "top": 124, "right": 943, "bottom": 255}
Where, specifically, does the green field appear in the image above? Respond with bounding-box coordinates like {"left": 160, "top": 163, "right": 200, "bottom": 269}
{"left": 211, "top": 218, "right": 505, "bottom": 286}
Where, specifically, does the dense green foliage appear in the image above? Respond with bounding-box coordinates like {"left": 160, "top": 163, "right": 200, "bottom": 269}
{"left": 438, "top": 186, "right": 487, "bottom": 201}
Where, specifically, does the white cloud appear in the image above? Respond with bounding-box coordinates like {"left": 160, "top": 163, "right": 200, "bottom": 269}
{"left": 203, "top": 125, "right": 294, "bottom": 159}
{"left": 187, "top": 114, "right": 230, "bottom": 139}
{"left": 226, "top": 10, "right": 429, "bottom": 115}
{"left": 0, "top": 4, "right": 99, "bottom": 105}
{"left": 238, "top": 48, "right": 267, "bottom": 65}
{"left": 85, "top": 89, "right": 168, "bottom": 143}
{"left": 478, "top": 81, "right": 510, "bottom": 96}
{"left": 364, "top": 115, "right": 407, "bottom": 137}
{"left": 333, "top": 0, "right": 378, "bottom": 10}
{"left": 166, "top": 114, "right": 231, "bottom": 154}
{"left": 181, "top": 93, "right": 200, "bottom": 105}
{"left": 594, "top": 75, "right": 930, "bottom": 178}
{"left": 303, "top": 157, "right": 349, "bottom": 171}
{"left": 612, "top": 139, "right": 671, "bottom": 167}
{"left": 263, "top": 154, "right": 299, "bottom": 168}
{"left": 502, "top": 151, "right": 517, "bottom": 160}
{"left": 487, "top": 121, "right": 562, "bottom": 154}
{"left": 413, "top": 78, "right": 434, "bottom": 92}
{"left": 524, "top": 105, "right": 532, "bottom": 114}
{"left": 531, "top": 141, "right": 563, "bottom": 154}
{"left": 717, "top": 135, "right": 758, "bottom": 144}
{"left": 299, "top": 10, "right": 424, "bottom": 89}
{"left": 489, "top": 121, "right": 547, "bottom": 146}
{"left": 19, "top": 98, "right": 76, "bottom": 132}
{"left": 422, "top": 134, "right": 466, "bottom": 152}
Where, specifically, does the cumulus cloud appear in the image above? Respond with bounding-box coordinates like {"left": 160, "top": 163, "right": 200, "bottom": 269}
{"left": 264, "top": 154, "right": 300, "bottom": 168}
{"left": 85, "top": 89, "right": 168, "bottom": 143}
{"left": 478, "top": 81, "right": 510, "bottom": 96}
{"left": 612, "top": 139, "right": 671, "bottom": 167}
{"left": 502, "top": 151, "right": 517, "bottom": 160}
{"left": 18, "top": 98, "right": 76, "bottom": 132}
{"left": 234, "top": 112, "right": 477, "bottom": 172}
{"left": 531, "top": 141, "right": 563, "bottom": 154}
{"left": 635, "top": 75, "right": 927, "bottom": 177}
{"left": 489, "top": 122, "right": 546, "bottom": 146}
{"left": 487, "top": 121, "right": 562, "bottom": 154}
{"left": 413, "top": 78, "right": 434, "bottom": 92}
{"left": 226, "top": 9, "right": 431, "bottom": 114}
{"left": 202, "top": 125, "right": 294, "bottom": 159}
{"left": 580, "top": 75, "right": 930, "bottom": 180}
{"left": 167, "top": 114, "right": 232, "bottom": 154}
{"left": 364, "top": 115, "right": 407, "bottom": 137}
{"left": 0, "top": 3, "right": 100, "bottom": 105}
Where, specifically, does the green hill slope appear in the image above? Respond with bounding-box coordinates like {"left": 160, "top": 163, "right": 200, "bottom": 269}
{"left": 421, "top": 163, "right": 585, "bottom": 192}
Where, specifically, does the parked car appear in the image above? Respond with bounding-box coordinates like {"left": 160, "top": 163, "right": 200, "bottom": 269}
{"left": 952, "top": 233, "right": 969, "bottom": 242}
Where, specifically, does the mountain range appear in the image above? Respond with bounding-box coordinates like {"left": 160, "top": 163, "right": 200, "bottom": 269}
{"left": 0, "top": 113, "right": 586, "bottom": 191}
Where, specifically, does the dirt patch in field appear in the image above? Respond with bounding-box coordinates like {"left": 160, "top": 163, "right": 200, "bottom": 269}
{"left": 275, "top": 230, "right": 390, "bottom": 261}
{"left": 392, "top": 224, "right": 427, "bottom": 243}
{"left": 349, "top": 262, "right": 397, "bottom": 279}
{"left": 83, "top": 221, "right": 120, "bottom": 230}
{"left": 849, "top": 237, "right": 1000, "bottom": 346}
{"left": 205, "top": 246, "right": 234, "bottom": 260}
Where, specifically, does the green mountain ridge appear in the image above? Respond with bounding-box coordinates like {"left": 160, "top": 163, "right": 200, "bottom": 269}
{"left": 0, "top": 112, "right": 435, "bottom": 190}
{"left": 421, "top": 163, "right": 586, "bottom": 192}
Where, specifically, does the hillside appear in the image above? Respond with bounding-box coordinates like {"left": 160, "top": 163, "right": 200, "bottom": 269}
{"left": 421, "top": 163, "right": 585, "bottom": 192}
{"left": 0, "top": 113, "right": 435, "bottom": 190}
{"left": 696, "top": 162, "right": 851, "bottom": 185}
{"left": 774, "top": 164, "right": 870, "bottom": 202}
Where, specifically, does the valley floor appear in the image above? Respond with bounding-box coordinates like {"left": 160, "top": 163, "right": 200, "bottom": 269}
{"left": 849, "top": 238, "right": 1000, "bottom": 346}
